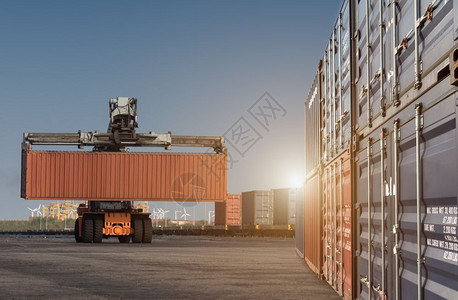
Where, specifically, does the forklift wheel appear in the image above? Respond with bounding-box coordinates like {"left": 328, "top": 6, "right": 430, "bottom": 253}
{"left": 82, "top": 216, "right": 94, "bottom": 243}
{"left": 132, "top": 219, "right": 143, "bottom": 243}
{"left": 143, "top": 218, "right": 153, "bottom": 243}
{"left": 93, "top": 217, "right": 103, "bottom": 243}
{"left": 74, "top": 219, "right": 82, "bottom": 243}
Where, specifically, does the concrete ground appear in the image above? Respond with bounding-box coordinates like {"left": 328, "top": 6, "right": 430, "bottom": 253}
{"left": 0, "top": 235, "right": 340, "bottom": 299}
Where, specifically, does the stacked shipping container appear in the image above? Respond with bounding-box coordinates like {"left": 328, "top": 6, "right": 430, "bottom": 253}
{"left": 242, "top": 191, "right": 274, "bottom": 226}
{"left": 241, "top": 189, "right": 297, "bottom": 227}
{"left": 215, "top": 194, "right": 242, "bottom": 226}
{"left": 21, "top": 151, "right": 227, "bottom": 202}
{"left": 226, "top": 194, "right": 242, "bottom": 226}
{"left": 302, "top": 0, "right": 458, "bottom": 299}
{"left": 217, "top": 189, "right": 296, "bottom": 227}
{"left": 303, "top": 1, "right": 354, "bottom": 298}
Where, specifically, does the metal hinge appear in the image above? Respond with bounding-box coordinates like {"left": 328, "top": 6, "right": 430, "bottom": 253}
{"left": 352, "top": 134, "right": 360, "bottom": 152}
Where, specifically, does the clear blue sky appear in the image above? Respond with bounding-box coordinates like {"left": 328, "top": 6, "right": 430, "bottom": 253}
{"left": 0, "top": 0, "right": 342, "bottom": 220}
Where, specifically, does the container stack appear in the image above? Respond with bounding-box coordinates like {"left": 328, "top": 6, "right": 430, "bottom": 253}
{"left": 240, "top": 189, "right": 297, "bottom": 227}
{"left": 214, "top": 193, "right": 242, "bottom": 226}
{"left": 241, "top": 190, "right": 273, "bottom": 226}
{"left": 302, "top": 0, "right": 458, "bottom": 299}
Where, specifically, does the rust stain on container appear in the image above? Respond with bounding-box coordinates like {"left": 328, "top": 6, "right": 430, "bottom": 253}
{"left": 22, "top": 151, "right": 227, "bottom": 202}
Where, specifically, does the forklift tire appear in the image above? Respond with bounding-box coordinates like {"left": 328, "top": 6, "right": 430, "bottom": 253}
{"left": 143, "top": 218, "right": 153, "bottom": 243}
{"left": 118, "top": 235, "right": 131, "bottom": 243}
{"left": 74, "top": 219, "right": 82, "bottom": 243}
{"left": 82, "top": 216, "right": 94, "bottom": 243}
{"left": 132, "top": 219, "right": 143, "bottom": 243}
{"left": 93, "top": 217, "right": 103, "bottom": 243}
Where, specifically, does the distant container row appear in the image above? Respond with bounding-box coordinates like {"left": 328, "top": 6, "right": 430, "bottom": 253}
{"left": 215, "top": 189, "right": 297, "bottom": 227}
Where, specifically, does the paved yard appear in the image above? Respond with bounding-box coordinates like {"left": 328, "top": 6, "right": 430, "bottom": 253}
{"left": 0, "top": 235, "right": 340, "bottom": 299}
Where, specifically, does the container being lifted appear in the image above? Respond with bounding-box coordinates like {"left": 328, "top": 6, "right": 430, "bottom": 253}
{"left": 21, "top": 97, "right": 227, "bottom": 244}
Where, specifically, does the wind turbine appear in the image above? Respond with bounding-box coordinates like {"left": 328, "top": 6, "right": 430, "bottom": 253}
{"left": 157, "top": 208, "right": 167, "bottom": 227}
{"left": 157, "top": 208, "right": 165, "bottom": 219}
{"left": 68, "top": 209, "right": 74, "bottom": 219}
{"left": 152, "top": 208, "right": 159, "bottom": 227}
{"left": 162, "top": 209, "right": 170, "bottom": 227}
{"left": 36, "top": 205, "right": 42, "bottom": 217}
{"left": 151, "top": 208, "right": 157, "bottom": 219}
{"left": 27, "top": 207, "right": 36, "bottom": 218}
{"left": 181, "top": 208, "right": 191, "bottom": 221}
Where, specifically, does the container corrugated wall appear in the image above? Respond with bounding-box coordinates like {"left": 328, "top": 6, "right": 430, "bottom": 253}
{"left": 322, "top": 0, "right": 351, "bottom": 166}
{"left": 214, "top": 194, "right": 242, "bottom": 226}
{"left": 304, "top": 174, "right": 322, "bottom": 276}
{"left": 22, "top": 151, "right": 227, "bottom": 202}
{"left": 242, "top": 191, "right": 273, "bottom": 226}
{"left": 305, "top": 63, "right": 322, "bottom": 177}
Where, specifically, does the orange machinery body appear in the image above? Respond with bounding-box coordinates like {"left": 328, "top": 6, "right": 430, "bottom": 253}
{"left": 75, "top": 204, "right": 149, "bottom": 238}
{"left": 76, "top": 204, "right": 135, "bottom": 236}
{"left": 73, "top": 202, "right": 154, "bottom": 243}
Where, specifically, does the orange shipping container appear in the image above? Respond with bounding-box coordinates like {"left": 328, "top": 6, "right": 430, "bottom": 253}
{"left": 225, "top": 193, "right": 241, "bottom": 226}
{"left": 21, "top": 151, "right": 227, "bottom": 202}
{"left": 322, "top": 149, "right": 352, "bottom": 299}
{"left": 214, "top": 193, "right": 242, "bottom": 226}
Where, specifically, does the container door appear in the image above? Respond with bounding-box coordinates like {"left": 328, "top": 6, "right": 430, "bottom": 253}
{"left": 396, "top": 95, "right": 458, "bottom": 299}
{"left": 322, "top": 150, "right": 353, "bottom": 299}
{"left": 356, "top": 128, "right": 393, "bottom": 300}
{"left": 255, "top": 191, "right": 273, "bottom": 225}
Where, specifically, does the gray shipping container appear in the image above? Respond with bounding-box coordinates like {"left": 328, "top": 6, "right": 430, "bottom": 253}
{"left": 305, "top": 63, "right": 322, "bottom": 178}
{"left": 322, "top": 0, "right": 352, "bottom": 166}
{"left": 356, "top": 86, "right": 458, "bottom": 300}
{"left": 353, "top": 0, "right": 458, "bottom": 299}
{"left": 303, "top": 0, "right": 458, "bottom": 299}
{"left": 242, "top": 191, "right": 273, "bottom": 226}
{"left": 273, "top": 188, "right": 297, "bottom": 226}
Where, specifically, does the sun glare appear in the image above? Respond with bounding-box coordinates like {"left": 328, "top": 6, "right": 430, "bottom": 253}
{"left": 290, "top": 173, "right": 304, "bottom": 188}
